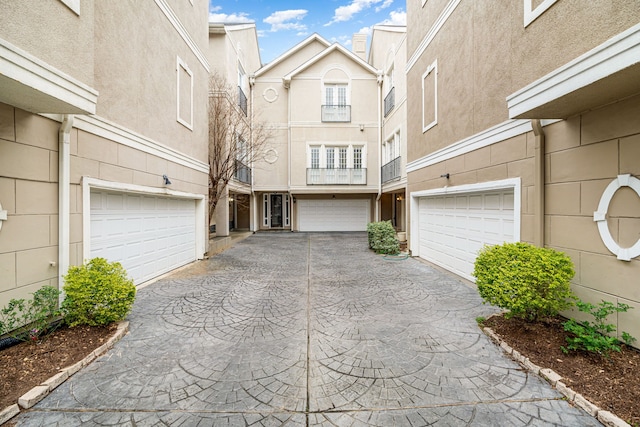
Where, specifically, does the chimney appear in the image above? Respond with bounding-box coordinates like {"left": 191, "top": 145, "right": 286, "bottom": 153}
{"left": 352, "top": 33, "right": 367, "bottom": 61}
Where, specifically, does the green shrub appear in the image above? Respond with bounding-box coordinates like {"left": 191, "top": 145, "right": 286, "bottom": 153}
{"left": 367, "top": 221, "right": 400, "bottom": 255}
{"left": 472, "top": 242, "right": 575, "bottom": 322}
{"left": 62, "top": 258, "right": 136, "bottom": 327}
{"left": 562, "top": 299, "right": 636, "bottom": 357}
{"left": 0, "top": 286, "right": 63, "bottom": 342}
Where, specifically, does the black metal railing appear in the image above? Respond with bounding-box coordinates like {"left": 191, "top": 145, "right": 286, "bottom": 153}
{"left": 238, "top": 86, "right": 248, "bottom": 116}
{"left": 384, "top": 87, "right": 395, "bottom": 117}
{"left": 381, "top": 156, "right": 401, "bottom": 183}
{"left": 307, "top": 168, "right": 366, "bottom": 185}
{"left": 321, "top": 105, "right": 351, "bottom": 122}
{"left": 234, "top": 159, "right": 251, "bottom": 184}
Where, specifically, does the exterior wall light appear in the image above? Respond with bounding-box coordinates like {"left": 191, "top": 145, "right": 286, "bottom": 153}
{"left": 162, "top": 174, "right": 172, "bottom": 185}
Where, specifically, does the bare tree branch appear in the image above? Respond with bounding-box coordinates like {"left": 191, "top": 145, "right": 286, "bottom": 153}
{"left": 208, "top": 71, "right": 272, "bottom": 224}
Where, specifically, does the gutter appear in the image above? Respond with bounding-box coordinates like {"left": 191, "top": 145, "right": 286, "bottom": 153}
{"left": 531, "top": 119, "right": 545, "bottom": 247}
{"left": 58, "top": 114, "right": 74, "bottom": 299}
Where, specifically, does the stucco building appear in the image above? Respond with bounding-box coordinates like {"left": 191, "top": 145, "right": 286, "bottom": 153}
{"left": 405, "top": 0, "right": 640, "bottom": 341}
{"left": 0, "top": 0, "right": 210, "bottom": 307}
{"left": 251, "top": 34, "right": 382, "bottom": 232}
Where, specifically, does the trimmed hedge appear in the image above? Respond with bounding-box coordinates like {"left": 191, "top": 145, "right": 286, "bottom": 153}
{"left": 472, "top": 242, "right": 575, "bottom": 322}
{"left": 62, "top": 258, "right": 136, "bottom": 327}
{"left": 367, "top": 221, "right": 400, "bottom": 255}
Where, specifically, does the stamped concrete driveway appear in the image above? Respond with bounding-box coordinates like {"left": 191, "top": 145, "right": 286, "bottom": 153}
{"left": 16, "top": 233, "right": 601, "bottom": 426}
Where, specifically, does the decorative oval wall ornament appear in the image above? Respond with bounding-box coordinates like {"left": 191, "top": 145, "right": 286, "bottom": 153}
{"left": 264, "top": 148, "right": 278, "bottom": 164}
{"left": 263, "top": 87, "right": 278, "bottom": 103}
{"left": 593, "top": 174, "right": 640, "bottom": 261}
{"left": 0, "top": 202, "right": 7, "bottom": 232}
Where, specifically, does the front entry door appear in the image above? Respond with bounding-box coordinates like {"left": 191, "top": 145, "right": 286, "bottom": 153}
{"left": 270, "top": 194, "right": 283, "bottom": 227}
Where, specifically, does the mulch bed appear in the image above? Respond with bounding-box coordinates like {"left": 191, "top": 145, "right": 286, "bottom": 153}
{"left": 485, "top": 315, "right": 640, "bottom": 425}
{"left": 0, "top": 323, "right": 117, "bottom": 410}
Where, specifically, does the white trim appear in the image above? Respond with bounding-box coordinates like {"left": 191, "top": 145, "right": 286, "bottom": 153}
{"left": 42, "top": 113, "right": 209, "bottom": 174}
{"left": 422, "top": 60, "right": 438, "bottom": 133}
{"left": 0, "top": 37, "right": 98, "bottom": 114}
{"left": 0, "top": 202, "right": 7, "bottom": 232}
{"left": 154, "top": 0, "right": 210, "bottom": 71}
{"left": 407, "top": 119, "right": 560, "bottom": 173}
{"left": 524, "top": 0, "right": 558, "bottom": 27}
{"left": 176, "top": 56, "right": 194, "bottom": 130}
{"left": 410, "top": 177, "right": 522, "bottom": 257}
{"left": 594, "top": 174, "right": 640, "bottom": 261}
{"left": 82, "top": 177, "right": 206, "bottom": 265}
{"left": 59, "top": 0, "right": 80, "bottom": 15}
{"left": 406, "top": 0, "right": 461, "bottom": 72}
{"left": 255, "top": 34, "right": 331, "bottom": 78}
{"left": 507, "top": 23, "right": 640, "bottom": 119}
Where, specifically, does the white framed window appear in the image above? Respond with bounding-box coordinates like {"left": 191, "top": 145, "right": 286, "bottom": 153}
{"left": 310, "top": 146, "right": 320, "bottom": 169}
{"left": 324, "top": 84, "right": 348, "bottom": 106}
{"left": 383, "top": 130, "right": 401, "bottom": 165}
{"left": 176, "top": 56, "right": 193, "bottom": 130}
{"left": 307, "top": 145, "right": 366, "bottom": 169}
{"left": 422, "top": 60, "right": 437, "bottom": 133}
{"left": 263, "top": 194, "right": 269, "bottom": 227}
{"left": 524, "top": 0, "right": 559, "bottom": 27}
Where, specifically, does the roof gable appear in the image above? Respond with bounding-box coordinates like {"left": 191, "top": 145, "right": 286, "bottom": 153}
{"left": 255, "top": 34, "right": 331, "bottom": 77}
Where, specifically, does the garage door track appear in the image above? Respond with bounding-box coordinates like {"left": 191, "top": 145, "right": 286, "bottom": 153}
{"left": 16, "top": 233, "right": 601, "bottom": 426}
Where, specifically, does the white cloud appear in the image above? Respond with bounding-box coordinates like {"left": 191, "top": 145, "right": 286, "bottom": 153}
{"left": 209, "top": 12, "right": 253, "bottom": 23}
{"left": 358, "top": 26, "right": 373, "bottom": 36}
{"left": 379, "top": 9, "right": 406, "bottom": 25}
{"left": 209, "top": 5, "right": 222, "bottom": 12}
{"left": 375, "top": 0, "right": 393, "bottom": 12}
{"left": 326, "top": 0, "right": 393, "bottom": 26}
{"left": 263, "top": 9, "right": 308, "bottom": 32}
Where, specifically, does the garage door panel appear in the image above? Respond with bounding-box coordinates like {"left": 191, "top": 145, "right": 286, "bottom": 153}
{"left": 418, "top": 190, "right": 515, "bottom": 281}
{"left": 298, "top": 199, "right": 369, "bottom": 231}
{"left": 90, "top": 191, "right": 196, "bottom": 285}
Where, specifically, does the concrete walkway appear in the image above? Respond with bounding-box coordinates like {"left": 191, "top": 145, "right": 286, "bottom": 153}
{"left": 16, "top": 233, "right": 601, "bottom": 426}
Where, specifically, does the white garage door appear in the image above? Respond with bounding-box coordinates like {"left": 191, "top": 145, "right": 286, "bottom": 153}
{"left": 417, "top": 190, "right": 515, "bottom": 281}
{"left": 90, "top": 190, "right": 197, "bottom": 285}
{"left": 298, "top": 199, "right": 369, "bottom": 231}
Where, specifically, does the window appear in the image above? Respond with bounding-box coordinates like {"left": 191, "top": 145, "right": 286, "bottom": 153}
{"left": 322, "top": 83, "right": 350, "bottom": 122}
{"left": 353, "top": 147, "right": 363, "bottom": 170}
{"left": 310, "top": 147, "right": 320, "bottom": 169}
{"left": 176, "top": 57, "right": 193, "bottom": 130}
{"left": 422, "top": 60, "right": 437, "bottom": 133}
{"left": 326, "top": 148, "right": 335, "bottom": 169}
{"left": 339, "top": 147, "right": 348, "bottom": 169}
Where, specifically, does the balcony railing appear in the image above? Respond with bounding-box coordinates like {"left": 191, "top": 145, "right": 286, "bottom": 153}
{"left": 384, "top": 87, "right": 395, "bottom": 117}
{"left": 307, "top": 168, "right": 366, "bottom": 185}
{"left": 234, "top": 159, "right": 251, "bottom": 184}
{"left": 381, "top": 156, "right": 401, "bottom": 183}
{"left": 321, "top": 105, "right": 351, "bottom": 122}
{"left": 238, "top": 86, "right": 248, "bottom": 116}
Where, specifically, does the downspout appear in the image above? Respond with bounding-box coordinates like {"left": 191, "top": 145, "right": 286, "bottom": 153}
{"left": 58, "top": 114, "right": 74, "bottom": 300}
{"left": 531, "top": 119, "right": 545, "bottom": 247}
{"left": 375, "top": 71, "right": 383, "bottom": 221}
{"left": 249, "top": 75, "right": 256, "bottom": 232}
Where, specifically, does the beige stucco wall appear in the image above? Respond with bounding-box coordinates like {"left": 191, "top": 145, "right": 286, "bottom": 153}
{"left": 93, "top": 1, "right": 209, "bottom": 164}
{"left": 0, "top": 0, "right": 95, "bottom": 87}
{"left": 406, "top": 0, "right": 640, "bottom": 164}
{"left": 0, "top": 104, "right": 208, "bottom": 309}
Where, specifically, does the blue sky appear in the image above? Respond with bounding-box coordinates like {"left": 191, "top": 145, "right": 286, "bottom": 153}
{"left": 208, "top": 0, "right": 406, "bottom": 65}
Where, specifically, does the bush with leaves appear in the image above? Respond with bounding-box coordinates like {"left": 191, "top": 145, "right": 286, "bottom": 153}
{"left": 62, "top": 258, "right": 136, "bottom": 327}
{"left": 367, "top": 221, "right": 400, "bottom": 255}
{"left": 562, "top": 299, "right": 636, "bottom": 357}
{"left": 0, "top": 286, "right": 63, "bottom": 342}
{"left": 472, "top": 242, "right": 575, "bottom": 322}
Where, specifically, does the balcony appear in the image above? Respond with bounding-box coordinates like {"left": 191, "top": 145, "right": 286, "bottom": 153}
{"left": 307, "top": 168, "right": 366, "bottom": 185}
{"left": 238, "top": 86, "right": 247, "bottom": 116}
{"left": 321, "top": 105, "right": 351, "bottom": 122}
{"left": 384, "top": 87, "right": 395, "bottom": 117}
{"left": 234, "top": 159, "right": 251, "bottom": 184}
{"left": 381, "top": 156, "right": 401, "bottom": 183}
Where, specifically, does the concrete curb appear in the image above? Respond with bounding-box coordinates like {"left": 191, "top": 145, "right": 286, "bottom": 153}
{"left": 1, "top": 321, "right": 129, "bottom": 425}
{"left": 482, "top": 326, "right": 631, "bottom": 427}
